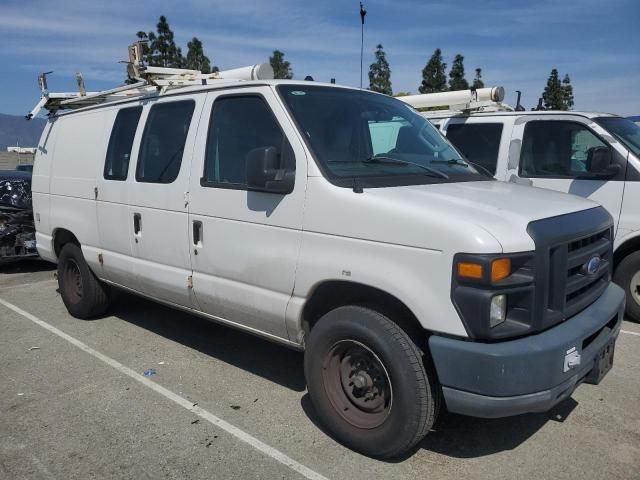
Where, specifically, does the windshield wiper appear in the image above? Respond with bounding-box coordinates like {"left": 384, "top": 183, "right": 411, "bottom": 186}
{"left": 431, "top": 158, "right": 494, "bottom": 178}
{"left": 361, "top": 155, "right": 449, "bottom": 179}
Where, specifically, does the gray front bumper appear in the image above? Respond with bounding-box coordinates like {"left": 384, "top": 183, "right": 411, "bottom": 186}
{"left": 430, "top": 283, "right": 625, "bottom": 418}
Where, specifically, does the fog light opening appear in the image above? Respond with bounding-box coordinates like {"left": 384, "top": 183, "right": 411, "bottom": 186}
{"left": 490, "top": 294, "right": 507, "bottom": 328}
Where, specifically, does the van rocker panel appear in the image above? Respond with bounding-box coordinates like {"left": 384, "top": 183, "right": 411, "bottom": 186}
{"left": 429, "top": 282, "right": 624, "bottom": 417}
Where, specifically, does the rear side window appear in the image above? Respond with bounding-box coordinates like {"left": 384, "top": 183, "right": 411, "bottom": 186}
{"left": 136, "top": 101, "right": 195, "bottom": 184}
{"left": 203, "top": 95, "right": 293, "bottom": 188}
{"left": 446, "top": 123, "right": 503, "bottom": 175}
{"left": 104, "top": 106, "right": 142, "bottom": 180}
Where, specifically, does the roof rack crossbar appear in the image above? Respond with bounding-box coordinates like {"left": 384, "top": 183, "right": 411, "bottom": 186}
{"left": 58, "top": 81, "right": 147, "bottom": 106}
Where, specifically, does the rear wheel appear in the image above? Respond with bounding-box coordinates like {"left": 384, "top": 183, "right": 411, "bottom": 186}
{"left": 304, "top": 305, "right": 439, "bottom": 458}
{"left": 57, "top": 243, "right": 110, "bottom": 319}
{"left": 614, "top": 251, "right": 640, "bottom": 323}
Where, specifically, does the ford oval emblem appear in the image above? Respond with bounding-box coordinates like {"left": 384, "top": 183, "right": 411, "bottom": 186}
{"left": 586, "top": 256, "right": 601, "bottom": 275}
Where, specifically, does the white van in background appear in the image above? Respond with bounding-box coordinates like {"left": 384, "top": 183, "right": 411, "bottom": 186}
{"left": 31, "top": 66, "right": 624, "bottom": 458}
{"left": 419, "top": 102, "right": 640, "bottom": 323}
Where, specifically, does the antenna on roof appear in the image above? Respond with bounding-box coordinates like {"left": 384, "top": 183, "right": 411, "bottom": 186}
{"left": 75, "top": 72, "right": 86, "bottom": 96}
{"left": 532, "top": 97, "right": 545, "bottom": 111}
{"left": 359, "top": 2, "right": 367, "bottom": 89}
{"left": 515, "top": 90, "right": 525, "bottom": 111}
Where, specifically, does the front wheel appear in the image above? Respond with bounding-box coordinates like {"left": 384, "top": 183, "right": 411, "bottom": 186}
{"left": 614, "top": 251, "right": 640, "bottom": 323}
{"left": 304, "top": 306, "right": 439, "bottom": 458}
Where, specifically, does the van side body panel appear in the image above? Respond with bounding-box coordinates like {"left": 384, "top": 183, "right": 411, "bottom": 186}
{"left": 187, "top": 87, "right": 307, "bottom": 340}
{"left": 32, "top": 119, "right": 58, "bottom": 261}
{"left": 294, "top": 177, "right": 506, "bottom": 338}
{"left": 33, "top": 111, "right": 109, "bottom": 265}
{"left": 94, "top": 106, "right": 138, "bottom": 285}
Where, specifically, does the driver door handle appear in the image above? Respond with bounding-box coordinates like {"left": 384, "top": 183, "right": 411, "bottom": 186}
{"left": 193, "top": 220, "right": 203, "bottom": 246}
{"left": 133, "top": 213, "right": 142, "bottom": 235}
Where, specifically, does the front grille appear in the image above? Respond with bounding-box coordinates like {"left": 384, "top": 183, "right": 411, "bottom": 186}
{"left": 562, "top": 228, "right": 612, "bottom": 317}
{"left": 527, "top": 207, "right": 614, "bottom": 332}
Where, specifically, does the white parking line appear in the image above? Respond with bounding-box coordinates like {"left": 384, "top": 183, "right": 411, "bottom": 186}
{"left": 0, "top": 297, "right": 330, "bottom": 480}
{"left": 621, "top": 330, "right": 640, "bottom": 337}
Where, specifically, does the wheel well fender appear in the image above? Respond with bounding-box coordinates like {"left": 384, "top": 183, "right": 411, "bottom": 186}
{"left": 302, "top": 280, "right": 428, "bottom": 351}
{"left": 53, "top": 228, "right": 80, "bottom": 259}
{"left": 614, "top": 233, "right": 640, "bottom": 270}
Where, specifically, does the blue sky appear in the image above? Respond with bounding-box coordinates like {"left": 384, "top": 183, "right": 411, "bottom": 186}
{"left": 1, "top": 0, "right": 638, "bottom": 117}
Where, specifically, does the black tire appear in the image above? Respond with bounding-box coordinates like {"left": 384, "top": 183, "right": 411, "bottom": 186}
{"left": 57, "top": 243, "right": 110, "bottom": 319}
{"left": 614, "top": 251, "right": 640, "bottom": 323}
{"left": 304, "top": 305, "right": 438, "bottom": 458}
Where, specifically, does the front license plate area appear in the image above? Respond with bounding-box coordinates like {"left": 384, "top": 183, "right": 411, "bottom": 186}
{"left": 585, "top": 340, "right": 615, "bottom": 385}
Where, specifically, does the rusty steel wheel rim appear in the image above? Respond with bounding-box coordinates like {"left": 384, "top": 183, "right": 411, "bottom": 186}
{"left": 631, "top": 271, "right": 640, "bottom": 306}
{"left": 62, "top": 258, "right": 83, "bottom": 304}
{"left": 321, "top": 339, "right": 392, "bottom": 429}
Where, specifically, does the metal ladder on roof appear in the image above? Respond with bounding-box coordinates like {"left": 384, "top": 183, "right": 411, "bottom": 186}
{"left": 27, "top": 42, "right": 274, "bottom": 119}
{"left": 398, "top": 86, "right": 513, "bottom": 113}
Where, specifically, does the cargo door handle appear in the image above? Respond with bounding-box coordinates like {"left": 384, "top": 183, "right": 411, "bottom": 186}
{"left": 133, "top": 213, "right": 142, "bottom": 235}
{"left": 193, "top": 220, "right": 203, "bottom": 246}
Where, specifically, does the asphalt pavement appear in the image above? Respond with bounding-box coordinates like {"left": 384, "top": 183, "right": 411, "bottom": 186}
{"left": 1, "top": 260, "right": 639, "bottom": 480}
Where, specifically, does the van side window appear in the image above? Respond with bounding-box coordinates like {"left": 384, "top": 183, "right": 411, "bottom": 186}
{"left": 202, "top": 95, "right": 294, "bottom": 188}
{"left": 520, "top": 121, "right": 608, "bottom": 178}
{"left": 446, "top": 123, "right": 503, "bottom": 175}
{"left": 136, "top": 100, "right": 195, "bottom": 184}
{"left": 104, "top": 106, "right": 142, "bottom": 180}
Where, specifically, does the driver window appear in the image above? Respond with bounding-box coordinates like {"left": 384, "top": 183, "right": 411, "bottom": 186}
{"left": 520, "top": 121, "right": 608, "bottom": 178}
{"left": 203, "top": 95, "right": 294, "bottom": 188}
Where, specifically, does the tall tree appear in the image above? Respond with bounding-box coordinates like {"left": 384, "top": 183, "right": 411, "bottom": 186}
{"left": 368, "top": 44, "right": 392, "bottom": 95}
{"left": 448, "top": 54, "right": 469, "bottom": 91}
{"left": 185, "top": 37, "right": 217, "bottom": 73}
{"left": 418, "top": 48, "right": 447, "bottom": 94}
{"left": 472, "top": 68, "right": 485, "bottom": 89}
{"left": 270, "top": 50, "right": 293, "bottom": 79}
{"left": 147, "top": 16, "right": 183, "bottom": 68}
{"left": 562, "top": 73, "right": 574, "bottom": 110}
{"left": 542, "top": 68, "right": 566, "bottom": 110}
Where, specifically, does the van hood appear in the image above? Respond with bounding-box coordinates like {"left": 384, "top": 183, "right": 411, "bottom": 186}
{"left": 371, "top": 180, "right": 599, "bottom": 252}
{"left": 304, "top": 178, "right": 600, "bottom": 254}
{"left": 402, "top": 180, "right": 594, "bottom": 222}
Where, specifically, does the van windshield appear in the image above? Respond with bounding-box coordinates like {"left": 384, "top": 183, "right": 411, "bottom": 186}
{"left": 595, "top": 117, "right": 640, "bottom": 157}
{"left": 277, "top": 85, "right": 486, "bottom": 187}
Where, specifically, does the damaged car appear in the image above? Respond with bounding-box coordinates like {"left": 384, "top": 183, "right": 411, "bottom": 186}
{"left": 0, "top": 170, "right": 37, "bottom": 263}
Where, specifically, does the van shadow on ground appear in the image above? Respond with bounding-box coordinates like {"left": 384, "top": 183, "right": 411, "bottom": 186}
{"left": 300, "top": 392, "right": 577, "bottom": 460}
{"left": 109, "top": 291, "right": 306, "bottom": 392}
{"left": 109, "top": 290, "right": 578, "bottom": 460}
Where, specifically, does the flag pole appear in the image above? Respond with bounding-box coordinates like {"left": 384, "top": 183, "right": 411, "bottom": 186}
{"left": 360, "top": 2, "right": 366, "bottom": 89}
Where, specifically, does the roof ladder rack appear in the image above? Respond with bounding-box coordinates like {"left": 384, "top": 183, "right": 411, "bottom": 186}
{"left": 27, "top": 41, "right": 274, "bottom": 119}
{"left": 398, "top": 86, "right": 512, "bottom": 113}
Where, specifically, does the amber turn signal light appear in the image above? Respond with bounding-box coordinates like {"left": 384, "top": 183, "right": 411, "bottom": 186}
{"left": 457, "top": 262, "right": 483, "bottom": 280}
{"left": 491, "top": 258, "right": 512, "bottom": 283}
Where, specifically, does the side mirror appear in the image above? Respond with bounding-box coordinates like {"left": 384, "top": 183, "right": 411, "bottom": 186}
{"left": 246, "top": 146, "right": 295, "bottom": 194}
{"left": 586, "top": 147, "right": 620, "bottom": 177}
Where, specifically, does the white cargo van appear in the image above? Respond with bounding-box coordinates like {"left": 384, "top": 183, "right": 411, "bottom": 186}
{"left": 31, "top": 68, "right": 624, "bottom": 458}
{"left": 421, "top": 103, "right": 640, "bottom": 323}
